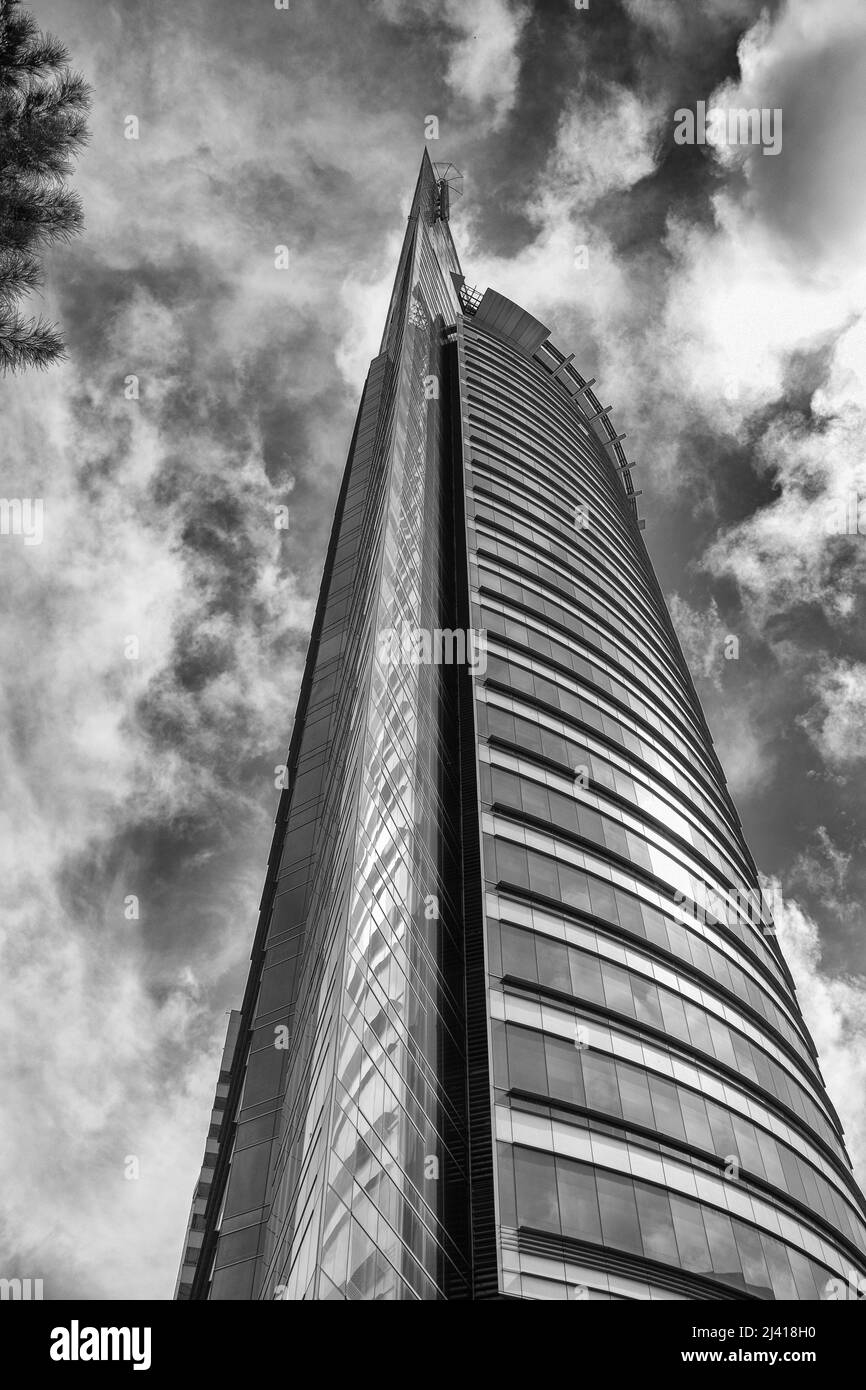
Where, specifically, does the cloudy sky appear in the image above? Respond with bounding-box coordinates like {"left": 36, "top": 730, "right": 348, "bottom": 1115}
{"left": 2, "top": 0, "right": 866, "bottom": 1299}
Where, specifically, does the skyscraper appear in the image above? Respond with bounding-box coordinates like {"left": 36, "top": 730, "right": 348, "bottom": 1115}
{"left": 179, "top": 152, "right": 866, "bottom": 1302}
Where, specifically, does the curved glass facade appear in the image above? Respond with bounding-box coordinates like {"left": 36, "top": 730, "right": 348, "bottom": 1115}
{"left": 456, "top": 312, "right": 866, "bottom": 1300}
{"left": 181, "top": 154, "right": 866, "bottom": 1301}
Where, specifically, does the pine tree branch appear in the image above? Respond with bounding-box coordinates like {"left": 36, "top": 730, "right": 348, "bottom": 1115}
{"left": 0, "top": 306, "right": 66, "bottom": 372}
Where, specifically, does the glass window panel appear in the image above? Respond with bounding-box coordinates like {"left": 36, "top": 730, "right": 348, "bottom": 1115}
{"left": 548, "top": 791, "right": 578, "bottom": 835}
{"left": 708, "top": 1017, "right": 737, "bottom": 1068}
{"left": 496, "top": 841, "right": 529, "bottom": 889}
{"left": 528, "top": 851, "right": 560, "bottom": 901}
{"left": 615, "top": 890, "right": 646, "bottom": 938}
{"left": 596, "top": 1171, "right": 643, "bottom": 1256}
{"left": 559, "top": 865, "right": 593, "bottom": 914}
{"left": 616, "top": 1060, "right": 656, "bottom": 1129}
{"left": 517, "top": 715, "right": 542, "bottom": 753}
{"left": 514, "top": 1147, "right": 560, "bottom": 1233}
{"left": 556, "top": 1157, "right": 602, "bottom": 1243}
{"left": 602, "top": 820, "right": 630, "bottom": 860}
{"left": 709, "top": 945, "right": 733, "bottom": 994}
{"left": 787, "top": 1247, "right": 821, "bottom": 1301}
{"left": 798, "top": 1158, "right": 824, "bottom": 1214}
{"left": 491, "top": 768, "right": 522, "bottom": 808}
{"left": 625, "top": 831, "right": 654, "bottom": 874}
{"left": 521, "top": 779, "right": 551, "bottom": 822}
{"left": 632, "top": 976, "right": 665, "bottom": 1030}
{"left": 733, "top": 1220, "right": 773, "bottom": 1299}
{"left": 755, "top": 1128, "right": 786, "bottom": 1190}
{"left": 659, "top": 989, "right": 690, "bottom": 1043}
{"left": 703, "top": 1207, "right": 744, "bottom": 1288}
{"left": 689, "top": 936, "right": 712, "bottom": 977}
{"left": 752, "top": 1047, "right": 776, "bottom": 1096}
{"left": 635, "top": 1182, "right": 679, "bottom": 1264}
{"left": 761, "top": 1234, "right": 798, "bottom": 1301}
{"left": 488, "top": 706, "right": 516, "bottom": 743}
{"left": 778, "top": 1143, "right": 808, "bottom": 1204}
{"left": 601, "top": 961, "right": 635, "bottom": 1018}
{"left": 679, "top": 1088, "right": 714, "bottom": 1152}
{"left": 682, "top": 1000, "right": 713, "bottom": 1054}
{"left": 506, "top": 1025, "right": 547, "bottom": 1093}
{"left": 569, "top": 949, "right": 605, "bottom": 1006}
{"left": 666, "top": 920, "right": 690, "bottom": 957}
{"left": 731, "top": 1030, "right": 759, "bottom": 1085}
{"left": 545, "top": 1035, "right": 586, "bottom": 1108}
{"left": 500, "top": 923, "right": 537, "bottom": 981}
{"left": 642, "top": 907, "right": 669, "bottom": 950}
{"left": 648, "top": 1074, "right": 687, "bottom": 1141}
{"left": 705, "top": 1101, "right": 737, "bottom": 1161}
{"left": 582, "top": 1050, "right": 622, "bottom": 1117}
{"left": 669, "top": 1194, "right": 712, "bottom": 1275}
{"left": 536, "top": 937, "right": 572, "bottom": 994}
{"left": 588, "top": 878, "right": 620, "bottom": 925}
{"left": 541, "top": 729, "right": 567, "bottom": 763}
{"left": 732, "top": 1116, "right": 766, "bottom": 1180}
{"left": 491, "top": 1019, "right": 509, "bottom": 1088}
{"left": 497, "top": 1142, "right": 517, "bottom": 1227}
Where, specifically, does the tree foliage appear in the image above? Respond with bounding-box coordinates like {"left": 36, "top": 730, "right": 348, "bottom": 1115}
{"left": 0, "top": 0, "right": 90, "bottom": 372}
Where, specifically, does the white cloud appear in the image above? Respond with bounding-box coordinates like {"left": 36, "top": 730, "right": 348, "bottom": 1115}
{"left": 769, "top": 878, "right": 866, "bottom": 1183}
{"left": 376, "top": 0, "right": 529, "bottom": 130}
{"left": 800, "top": 660, "right": 866, "bottom": 767}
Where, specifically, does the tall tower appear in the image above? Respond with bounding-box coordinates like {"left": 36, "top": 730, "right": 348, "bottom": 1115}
{"left": 179, "top": 153, "right": 866, "bottom": 1302}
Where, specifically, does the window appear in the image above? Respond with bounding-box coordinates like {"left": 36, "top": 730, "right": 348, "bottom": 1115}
{"left": 507, "top": 1026, "right": 547, "bottom": 1093}
{"left": 734, "top": 1220, "right": 772, "bottom": 1298}
{"left": 528, "top": 850, "right": 560, "bottom": 901}
{"left": 601, "top": 962, "right": 635, "bottom": 1018}
{"left": 648, "top": 1074, "right": 687, "bottom": 1142}
{"left": 514, "top": 1147, "right": 560, "bottom": 1233}
{"left": 559, "top": 865, "right": 593, "bottom": 913}
{"left": 576, "top": 806, "right": 605, "bottom": 845}
{"left": 681, "top": 999, "right": 711, "bottom": 1052}
{"left": 755, "top": 1128, "right": 787, "bottom": 1190}
{"left": 679, "top": 1088, "right": 714, "bottom": 1152}
{"left": 615, "top": 890, "right": 647, "bottom": 938}
{"left": 545, "top": 1036, "right": 585, "bottom": 1108}
{"left": 761, "top": 1235, "right": 799, "bottom": 1300}
{"left": 491, "top": 768, "right": 521, "bottom": 808}
{"left": 787, "top": 1247, "right": 821, "bottom": 1301}
{"left": 616, "top": 1061, "right": 656, "bottom": 1129}
{"left": 496, "top": 840, "right": 529, "bottom": 889}
{"left": 556, "top": 1157, "right": 601, "bottom": 1243}
{"left": 536, "top": 937, "right": 572, "bottom": 993}
{"left": 702, "top": 1208, "right": 743, "bottom": 1287}
{"left": 642, "top": 906, "right": 669, "bottom": 949}
{"left": 602, "top": 821, "right": 630, "bottom": 861}
{"left": 582, "top": 1051, "right": 622, "bottom": 1117}
{"left": 656, "top": 989, "right": 689, "bottom": 1044}
{"left": 497, "top": 1143, "right": 517, "bottom": 1227}
{"left": 669, "top": 1194, "right": 711, "bottom": 1274}
{"left": 588, "top": 878, "right": 620, "bottom": 925}
{"left": 596, "top": 1170, "right": 643, "bottom": 1256}
{"left": 705, "top": 1101, "right": 737, "bottom": 1161}
{"left": 708, "top": 1017, "right": 737, "bottom": 1068}
{"left": 521, "top": 779, "right": 550, "bottom": 822}
{"left": 500, "top": 923, "right": 537, "bottom": 981}
{"left": 778, "top": 1144, "right": 808, "bottom": 1204}
{"left": 634, "top": 1182, "right": 679, "bottom": 1264}
{"left": 732, "top": 1116, "right": 765, "bottom": 1180}
{"left": 632, "top": 976, "right": 665, "bottom": 1030}
{"left": 569, "top": 951, "right": 605, "bottom": 1006}
{"left": 548, "top": 791, "right": 578, "bottom": 835}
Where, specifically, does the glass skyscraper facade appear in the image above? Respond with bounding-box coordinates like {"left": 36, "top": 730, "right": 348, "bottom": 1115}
{"left": 180, "top": 153, "right": 866, "bottom": 1302}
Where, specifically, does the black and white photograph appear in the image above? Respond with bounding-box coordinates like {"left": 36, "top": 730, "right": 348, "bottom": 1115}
{"left": 2, "top": 0, "right": 865, "bottom": 1359}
